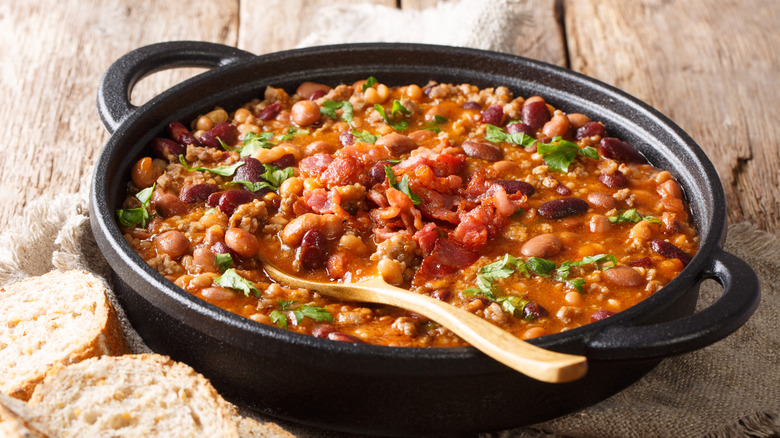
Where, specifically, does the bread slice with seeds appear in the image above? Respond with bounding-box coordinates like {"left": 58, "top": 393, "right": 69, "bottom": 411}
{"left": 0, "top": 393, "right": 52, "bottom": 438}
{"left": 0, "top": 270, "right": 127, "bottom": 400}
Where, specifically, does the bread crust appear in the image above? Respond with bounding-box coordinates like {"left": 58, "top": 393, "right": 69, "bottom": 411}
{"left": 0, "top": 270, "right": 128, "bottom": 400}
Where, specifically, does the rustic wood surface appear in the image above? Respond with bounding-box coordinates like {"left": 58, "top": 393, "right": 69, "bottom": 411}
{"left": 0, "top": 0, "right": 777, "bottom": 237}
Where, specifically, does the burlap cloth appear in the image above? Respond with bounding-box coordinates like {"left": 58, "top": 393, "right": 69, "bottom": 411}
{"left": 1, "top": 1, "right": 778, "bottom": 436}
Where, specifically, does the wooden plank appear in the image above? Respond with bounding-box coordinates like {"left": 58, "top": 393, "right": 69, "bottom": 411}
{"left": 0, "top": 0, "right": 239, "bottom": 229}
{"left": 563, "top": 0, "right": 780, "bottom": 235}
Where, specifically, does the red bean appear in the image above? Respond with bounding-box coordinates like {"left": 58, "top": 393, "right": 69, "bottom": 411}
{"left": 257, "top": 103, "right": 282, "bottom": 121}
{"left": 167, "top": 121, "right": 201, "bottom": 146}
{"left": 480, "top": 105, "right": 505, "bottom": 125}
{"left": 576, "top": 121, "right": 606, "bottom": 140}
{"left": 233, "top": 157, "right": 264, "bottom": 182}
{"left": 432, "top": 289, "right": 451, "bottom": 301}
{"left": 370, "top": 161, "right": 392, "bottom": 183}
{"left": 218, "top": 189, "right": 256, "bottom": 216}
{"left": 462, "top": 102, "right": 481, "bottom": 110}
{"left": 206, "top": 191, "right": 224, "bottom": 208}
{"left": 199, "top": 122, "right": 239, "bottom": 148}
{"left": 211, "top": 241, "right": 231, "bottom": 255}
{"left": 309, "top": 89, "right": 327, "bottom": 100}
{"left": 650, "top": 239, "right": 692, "bottom": 266}
{"left": 312, "top": 324, "right": 336, "bottom": 338}
{"left": 523, "top": 302, "right": 544, "bottom": 321}
{"left": 629, "top": 257, "right": 654, "bottom": 268}
{"left": 599, "top": 170, "right": 628, "bottom": 188}
{"left": 180, "top": 183, "right": 220, "bottom": 204}
{"left": 299, "top": 229, "right": 327, "bottom": 270}
{"left": 590, "top": 309, "right": 614, "bottom": 322}
{"left": 599, "top": 138, "right": 647, "bottom": 164}
{"left": 521, "top": 101, "right": 551, "bottom": 130}
{"left": 537, "top": 197, "right": 589, "bottom": 219}
{"left": 506, "top": 122, "right": 534, "bottom": 137}
{"left": 461, "top": 139, "right": 503, "bottom": 161}
{"left": 151, "top": 138, "right": 186, "bottom": 159}
{"left": 493, "top": 180, "right": 535, "bottom": 196}
{"left": 269, "top": 153, "right": 295, "bottom": 169}
{"left": 339, "top": 130, "right": 356, "bottom": 146}
{"left": 554, "top": 183, "right": 572, "bottom": 196}
{"left": 327, "top": 332, "right": 362, "bottom": 343}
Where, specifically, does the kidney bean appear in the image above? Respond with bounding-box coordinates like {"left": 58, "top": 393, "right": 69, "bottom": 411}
{"left": 376, "top": 133, "right": 417, "bottom": 155}
{"left": 599, "top": 137, "right": 647, "bottom": 164}
{"left": 180, "top": 183, "right": 220, "bottom": 204}
{"left": 462, "top": 101, "right": 482, "bottom": 110}
{"left": 599, "top": 170, "right": 628, "bottom": 188}
{"left": 521, "top": 101, "right": 551, "bottom": 130}
{"left": 461, "top": 139, "right": 503, "bottom": 161}
{"left": 590, "top": 309, "right": 615, "bottom": 322}
{"left": 521, "top": 233, "right": 562, "bottom": 258}
{"left": 218, "top": 189, "right": 256, "bottom": 216}
{"left": 269, "top": 153, "right": 296, "bottom": 169}
{"left": 576, "top": 121, "right": 606, "bottom": 140}
{"left": 312, "top": 324, "right": 336, "bottom": 338}
{"left": 309, "top": 89, "right": 327, "bottom": 100}
{"left": 327, "top": 332, "right": 363, "bottom": 343}
{"left": 151, "top": 137, "right": 186, "bottom": 159}
{"left": 299, "top": 229, "right": 327, "bottom": 270}
{"left": 629, "top": 257, "right": 654, "bottom": 268}
{"left": 523, "top": 302, "right": 544, "bottom": 321}
{"left": 211, "top": 241, "right": 231, "bottom": 255}
{"left": 233, "top": 157, "right": 264, "bottom": 182}
{"left": 339, "top": 130, "right": 356, "bottom": 146}
{"left": 554, "top": 183, "right": 572, "bottom": 196}
{"left": 167, "top": 121, "right": 201, "bottom": 146}
{"left": 480, "top": 105, "right": 505, "bottom": 125}
{"left": 586, "top": 192, "right": 617, "bottom": 211}
{"left": 493, "top": 180, "right": 535, "bottom": 197}
{"left": 506, "top": 122, "right": 534, "bottom": 137}
{"left": 431, "top": 289, "right": 451, "bottom": 301}
{"left": 154, "top": 230, "right": 189, "bottom": 259}
{"left": 153, "top": 191, "right": 188, "bottom": 217}
{"left": 650, "top": 239, "right": 692, "bottom": 266}
{"left": 206, "top": 191, "right": 224, "bottom": 208}
{"left": 296, "top": 81, "right": 331, "bottom": 100}
{"left": 199, "top": 122, "right": 239, "bottom": 149}
{"left": 603, "top": 266, "right": 644, "bottom": 286}
{"left": 256, "top": 103, "right": 282, "bottom": 121}
{"left": 291, "top": 100, "right": 321, "bottom": 126}
{"left": 225, "top": 228, "right": 260, "bottom": 258}
{"left": 537, "top": 197, "right": 589, "bottom": 219}
{"left": 370, "top": 160, "right": 392, "bottom": 183}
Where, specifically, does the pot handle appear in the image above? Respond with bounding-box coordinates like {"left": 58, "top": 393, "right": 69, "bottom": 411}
{"left": 97, "top": 41, "right": 254, "bottom": 134}
{"left": 585, "top": 249, "right": 759, "bottom": 360}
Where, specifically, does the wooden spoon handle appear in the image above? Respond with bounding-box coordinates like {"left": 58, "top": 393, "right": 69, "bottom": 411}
{"left": 262, "top": 264, "right": 587, "bottom": 383}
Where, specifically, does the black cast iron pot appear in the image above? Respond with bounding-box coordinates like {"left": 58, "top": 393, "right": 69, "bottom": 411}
{"left": 90, "top": 41, "right": 760, "bottom": 436}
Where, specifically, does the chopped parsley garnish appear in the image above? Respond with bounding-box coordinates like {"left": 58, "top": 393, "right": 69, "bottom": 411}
{"left": 116, "top": 183, "right": 155, "bottom": 227}
{"left": 608, "top": 209, "right": 661, "bottom": 224}
{"left": 213, "top": 268, "right": 261, "bottom": 297}
{"left": 278, "top": 126, "right": 307, "bottom": 141}
{"left": 536, "top": 137, "right": 599, "bottom": 173}
{"left": 361, "top": 76, "right": 378, "bottom": 92}
{"left": 230, "top": 164, "right": 293, "bottom": 192}
{"left": 320, "top": 100, "right": 354, "bottom": 123}
{"left": 214, "top": 252, "right": 233, "bottom": 273}
{"left": 269, "top": 300, "right": 333, "bottom": 329}
{"left": 374, "top": 101, "right": 410, "bottom": 131}
{"left": 239, "top": 132, "right": 275, "bottom": 157}
{"left": 384, "top": 165, "right": 421, "bottom": 205}
{"left": 351, "top": 129, "right": 379, "bottom": 144}
{"left": 484, "top": 124, "right": 538, "bottom": 148}
{"left": 423, "top": 115, "right": 447, "bottom": 133}
{"left": 178, "top": 155, "right": 245, "bottom": 177}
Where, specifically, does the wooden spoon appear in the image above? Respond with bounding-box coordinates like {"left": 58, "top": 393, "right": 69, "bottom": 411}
{"left": 260, "top": 258, "right": 587, "bottom": 383}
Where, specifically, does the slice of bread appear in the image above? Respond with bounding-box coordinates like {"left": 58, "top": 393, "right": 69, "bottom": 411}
{"left": 0, "top": 270, "right": 127, "bottom": 400}
{"left": 236, "top": 416, "right": 295, "bottom": 438}
{"left": 28, "top": 354, "right": 244, "bottom": 437}
{"left": 0, "top": 394, "right": 52, "bottom": 438}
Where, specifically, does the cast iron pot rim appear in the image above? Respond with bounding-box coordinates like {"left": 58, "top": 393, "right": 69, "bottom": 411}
{"left": 91, "top": 41, "right": 753, "bottom": 369}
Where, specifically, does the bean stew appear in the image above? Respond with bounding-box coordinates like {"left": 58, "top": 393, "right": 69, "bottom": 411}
{"left": 116, "top": 79, "right": 699, "bottom": 347}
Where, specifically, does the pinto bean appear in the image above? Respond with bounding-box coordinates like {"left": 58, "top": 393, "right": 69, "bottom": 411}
{"left": 225, "top": 227, "right": 260, "bottom": 258}
{"left": 603, "top": 266, "right": 644, "bottom": 287}
{"left": 291, "top": 100, "right": 321, "bottom": 126}
{"left": 376, "top": 133, "right": 417, "bottom": 155}
{"left": 131, "top": 157, "right": 161, "bottom": 189}
{"left": 461, "top": 139, "right": 503, "bottom": 161}
{"left": 586, "top": 192, "right": 617, "bottom": 210}
{"left": 599, "top": 138, "right": 647, "bottom": 164}
{"left": 566, "top": 113, "right": 590, "bottom": 129}
{"left": 521, "top": 233, "right": 562, "bottom": 258}
{"left": 192, "top": 247, "right": 218, "bottom": 273}
{"left": 588, "top": 214, "right": 612, "bottom": 233}
{"left": 154, "top": 230, "right": 189, "bottom": 259}
{"left": 658, "top": 179, "right": 683, "bottom": 199}
{"left": 153, "top": 190, "right": 188, "bottom": 217}
{"left": 281, "top": 213, "right": 322, "bottom": 247}
{"left": 296, "top": 81, "right": 331, "bottom": 100}
{"left": 537, "top": 197, "right": 589, "bottom": 219}
{"left": 201, "top": 287, "right": 235, "bottom": 301}
{"left": 541, "top": 114, "right": 570, "bottom": 138}
{"left": 328, "top": 332, "right": 363, "bottom": 343}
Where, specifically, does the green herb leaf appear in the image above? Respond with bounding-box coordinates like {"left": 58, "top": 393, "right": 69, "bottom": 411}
{"left": 351, "top": 129, "right": 379, "bottom": 144}
{"left": 269, "top": 310, "right": 288, "bottom": 329}
{"left": 484, "top": 124, "right": 538, "bottom": 148}
{"left": 362, "top": 76, "right": 378, "bottom": 92}
{"left": 240, "top": 132, "right": 275, "bottom": 157}
{"left": 374, "top": 103, "right": 409, "bottom": 131}
{"left": 217, "top": 137, "right": 233, "bottom": 151}
{"left": 278, "top": 126, "right": 307, "bottom": 141}
{"left": 384, "top": 165, "right": 420, "bottom": 205}
{"left": 260, "top": 164, "right": 294, "bottom": 188}
{"left": 480, "top": 254, "right": 525, "bottom": 281}
{"left": 497, "top": 296, "right": 530, "bottom": 319}
{"left": 297, "top": 305, "right": 334, "bottom": 323}
{"left": 320, "top": 100, "right": 354, "bottom": 123}
{"left": 214, "top": 252, "right": 233, "bottom": 273}
{"left": 116, "top": 184, "right": 155, "bottom": 227}
{"left": 179, "top": 155, "right": 245, "bottom": 177}
{"left": 537, "top": 138, "right": 599, "bottom": 173}
{"left": 229, "top": 180, "right": 276, "bottom": 192}
{"left": 391, "top": 100, "right": 411, "bottom": 117}
{"left": 213, "top": 268, "right": 261, "bottom": 297}
{"left": 526, "top": 257, "right": 557, "bottom": 277}
{"left": 423, "top": 115, "right": 447, "bottom": 133}
{"left": 272, "top": 300, "right": 333, "bottom": 328}
{"left": 608, "top": 209, "right": 661, "bottom": 224}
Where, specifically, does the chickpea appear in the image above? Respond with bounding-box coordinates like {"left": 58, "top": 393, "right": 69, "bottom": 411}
{"left": 405, "top": 84, "right": 423, "bottom": 101}
{"left": 291, "top": 100, "right": 321, "bottom": 126}
{"left": 279, "top": 177, "right": 304, "bottom": 198}
{"left": 131, "top": 157, "right": 161, "bottom": 189}
{"left": 224, "top": 228, "right": 260, "bottom": 258}
{"left": 363, "top": 87, "right": 382, "bottom": 105}
{"left": 564, "top": 291, "right": 584, "bottom": 307}
{"left": 205, "top": 108, "right": 228, "bottom": 124}
{"left": 195, "top": 116, "right": 214, "bottom": 132}
{"left": 154, "top": 230, "right": 190, "bottom": 259}
{"left": 378, "top": 258, "right": 404, "bottom": 285}
{"left": 233, "top": 107, "right": 253, "bottom": 124}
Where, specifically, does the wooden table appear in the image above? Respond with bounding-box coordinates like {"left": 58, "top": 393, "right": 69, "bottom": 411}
{"left": 1, "top": 0, "right": 777, "bottom": 235}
